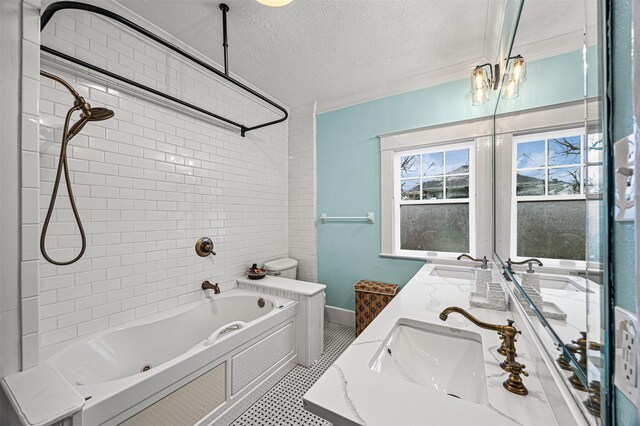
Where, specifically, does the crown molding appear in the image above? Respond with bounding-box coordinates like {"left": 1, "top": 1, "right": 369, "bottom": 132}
{"left": 314, "top": 57, "right": 489, "bottom": 115}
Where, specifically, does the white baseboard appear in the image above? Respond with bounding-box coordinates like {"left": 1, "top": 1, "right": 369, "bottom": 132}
{"left": 325, "top": 305, "right": 354, "bottom": 328}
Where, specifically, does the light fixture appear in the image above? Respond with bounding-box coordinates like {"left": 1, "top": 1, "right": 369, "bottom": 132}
{"left": 471, "top": 65, "right": 491, "bottom": 106}
{"left": 501, "top": 55, "right": 526, "bottom": 100}
{"left": 256, "top": 0, "right": 293, "bottom": 6}
{"left": 469, "top": 55, "right": 526, "bottom": 105}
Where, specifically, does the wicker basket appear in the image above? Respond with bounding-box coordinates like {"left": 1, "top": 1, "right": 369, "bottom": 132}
{"left": 354, "top": 280, "right": 398, "bottom": 337}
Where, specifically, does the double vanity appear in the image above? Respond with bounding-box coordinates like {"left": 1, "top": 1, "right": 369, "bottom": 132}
{"left": 304, "top": 262, "right": 578, "bottom": 426}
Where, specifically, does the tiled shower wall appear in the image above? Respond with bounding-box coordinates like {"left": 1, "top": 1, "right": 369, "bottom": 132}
{"left": 1, "top": 0, "right": 42, "bottom": 380}
{"left": 288, "top": 109, "right": 317, "bottom": 283}
{"left": 38, "top": 3, "right": 289, "bottom": 348}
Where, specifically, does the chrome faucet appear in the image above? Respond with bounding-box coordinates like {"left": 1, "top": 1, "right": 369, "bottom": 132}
{"left": 202, "top": 280, "right": 221, "bottom": 294}
{"left": 457, "top": 253, "right": 488, "bottom": 269}
{"left": 507, "top": 258, "right": 543, "bottom": 274}
{"left": 439, "top": 306, "right": 529, "bottom": 395}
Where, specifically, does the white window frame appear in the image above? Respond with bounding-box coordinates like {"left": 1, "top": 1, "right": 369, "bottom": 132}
{"left": 379, "top": 117, "right": 494, "bottom": 261}
{"left": 510, "top": 127, "right": 588, "bottom": 266}
{"left": 393, "top": 141, "right": 476, "bottom": 258}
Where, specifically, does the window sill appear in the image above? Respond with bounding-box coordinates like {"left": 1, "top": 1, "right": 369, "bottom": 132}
{"left": 378, "top": 253, "right": 467, "bottom": 265}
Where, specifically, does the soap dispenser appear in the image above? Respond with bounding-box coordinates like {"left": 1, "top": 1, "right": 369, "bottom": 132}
{"left": 520, "top": 261, "right": 541, "bottom": 292}
{"left": 475, "top": 256, "right": 492, "bottom": 293}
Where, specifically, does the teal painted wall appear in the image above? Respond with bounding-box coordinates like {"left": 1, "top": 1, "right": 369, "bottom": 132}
{"left": 317, "top": 50, "right": 589, "bottom": 311}
{"left": 611, "top": 0, "right": 638, "bottom": 424}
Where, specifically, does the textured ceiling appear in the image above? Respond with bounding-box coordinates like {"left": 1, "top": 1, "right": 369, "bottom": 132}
{"left": 116, "top": 0, "right": 498, "bottom": 108}
{"left": 513, "top": 0, "right": 597, "bottom": 55}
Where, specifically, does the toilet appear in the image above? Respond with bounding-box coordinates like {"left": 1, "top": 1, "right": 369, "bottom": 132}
{"left": 263, "top": 258, "right": 298, "bottom": 279}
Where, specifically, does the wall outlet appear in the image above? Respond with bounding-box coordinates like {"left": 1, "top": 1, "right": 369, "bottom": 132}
{"left": 615, "top": 306, "right": 639, "bottom": 406}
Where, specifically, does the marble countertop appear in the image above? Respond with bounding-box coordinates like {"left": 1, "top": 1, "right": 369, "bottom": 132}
{"left": 303, "top": 263, "right": 559, "bottom": 426}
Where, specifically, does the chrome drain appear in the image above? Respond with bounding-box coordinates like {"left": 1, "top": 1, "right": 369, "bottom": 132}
{"left": 258, "top": 298, "right": 265, "bottom": 308}
{"left": 140, "top": 364, "right": 152, "bottom": 373}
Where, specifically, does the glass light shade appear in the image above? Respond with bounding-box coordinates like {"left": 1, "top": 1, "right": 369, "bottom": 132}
{"left": 472, "top": 87, "right": 489, "bottom": 106}
{"left": 501, "top": 78, "right": 519, "bottom": 100}
{"left": 256, "top": 0, "right": 293, "bottom": 6}
{"left": 471, "top": 67, "right": 490, "bottom": 105}
{"left": 471, "top": 67, "right": 489, "bottom": 94}
{"left": 511, "top": 55, "right": 527, "bottom": 84}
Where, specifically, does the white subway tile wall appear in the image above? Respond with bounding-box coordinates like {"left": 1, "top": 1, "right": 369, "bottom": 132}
{"left": 288, "top": 112, "right": 317, "bottom": 282}
{"left": 38, "top": 7, "right": 289, "bottom": 347}
{"left": 21, "top": 0, "right": 43, "bottom": 370}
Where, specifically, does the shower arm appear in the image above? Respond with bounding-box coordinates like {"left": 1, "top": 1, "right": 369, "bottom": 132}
{"left": 41, "top": 70, "right": 91, "bottom": 116}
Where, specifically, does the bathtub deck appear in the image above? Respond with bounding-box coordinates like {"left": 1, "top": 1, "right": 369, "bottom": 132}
{"left": 230, "top": 321, "right": 355, "bottom": 426}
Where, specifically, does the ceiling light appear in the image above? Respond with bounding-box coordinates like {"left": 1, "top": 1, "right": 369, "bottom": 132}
{"left": 256, "top": 0, "right": 293, "bottom": 7}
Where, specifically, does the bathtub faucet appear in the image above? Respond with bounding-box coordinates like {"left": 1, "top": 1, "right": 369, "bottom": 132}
{"left": 202, "top": 280, "right": 221, "bottom": 294}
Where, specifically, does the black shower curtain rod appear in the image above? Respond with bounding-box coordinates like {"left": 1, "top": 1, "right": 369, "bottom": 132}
{"left": 40, "top": 1, "right": 288, "bottom": 137}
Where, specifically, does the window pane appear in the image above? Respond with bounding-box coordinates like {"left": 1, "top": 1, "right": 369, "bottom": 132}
{"left": 400, "top": 155, "right": 420, "bottom": 178}
{"left": 517, "top": 200, "right": 586, "bottom": 261}
{"left": 422, "top": 177, "right": 443, "bottom": 199}
{"left": 516, "top": 169, "right": 545, "bottom": 196}
{"left": 586, "top": 164, "right": 602, "bottom": 195}
{"left": 548, "top": 167, "right": 580, "bottom": 195}
{"left": 400, "top": 179, "right": 420, "bottom": 200}
{"left": 422, "top": 152, "right": 443, "bottom": 176}
{"left": 446, "top": 175, "right": 469, "bottom": 199}
{"left": 445, "top": 149, "right": 469, "bottom": 174}
{"left": 548, "top": 136, "right": 581, "bottom": 166}
{"left": 516, "top": 140, "right": 545, "bottom": 168}
{"left": 400, "top": 204, "right": 469, "bottom": 252}
{"left": 586, "top": 133, "right": 604, "bottom": 163}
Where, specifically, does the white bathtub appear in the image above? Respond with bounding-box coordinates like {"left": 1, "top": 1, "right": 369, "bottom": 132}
{"left": 45, "top": 288, "right": 298, "bottom": 425}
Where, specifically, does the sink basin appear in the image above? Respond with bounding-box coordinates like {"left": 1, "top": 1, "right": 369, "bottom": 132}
{"left": 370, "top": 319, "right": 488, "bottom": 404}
{"left": 538, "top": 275, "right": 590, "bottom": 293}
{"left": 429, "top": 266, "right": 475, "bottom": 280}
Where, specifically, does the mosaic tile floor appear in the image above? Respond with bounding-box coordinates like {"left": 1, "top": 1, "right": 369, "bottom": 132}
{"left": 230, "top": 322, "right": 356, "bottom": 426}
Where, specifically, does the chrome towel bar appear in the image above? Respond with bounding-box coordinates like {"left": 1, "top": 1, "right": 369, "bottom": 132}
{"left": 319, "top": 212, "right": 375, "bottom": 224}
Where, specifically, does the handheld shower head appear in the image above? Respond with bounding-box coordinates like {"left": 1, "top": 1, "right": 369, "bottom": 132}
{"left": 86, "top": 107, "right": 115, "bottom": 121}
{"left": 39, "top": 71, "right": 115, "bottom": 266}
{"left": 67, "top": 107, "right": 115, "bottom": 140}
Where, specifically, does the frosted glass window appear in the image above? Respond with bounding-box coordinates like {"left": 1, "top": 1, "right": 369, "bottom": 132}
{"left": 395, "top": 142, "right": 473, "bottom": 255}
{"left": 400, "top": 204, "right": 469, "bottom": 253}
{"left": 517, "top": 200, "right": 586, "bottom": 261}
{"left": 512, "top": 129, "right": 599, "bottom": 262}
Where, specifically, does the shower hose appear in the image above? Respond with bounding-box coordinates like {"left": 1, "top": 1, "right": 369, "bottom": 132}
{"left": 40, "top": 105, "right": 87, "bottom": 266}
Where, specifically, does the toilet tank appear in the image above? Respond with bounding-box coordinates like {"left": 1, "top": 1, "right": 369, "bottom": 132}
{"left": 264, "top": 258, "right": 298, "bottom": 279}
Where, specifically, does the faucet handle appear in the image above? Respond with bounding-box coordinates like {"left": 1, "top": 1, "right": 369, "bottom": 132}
{"left": 503, "top": 360, "right": 529, "bottom": 395}
{"left": 513, "top": 362, "right": 529, "bottom": 377}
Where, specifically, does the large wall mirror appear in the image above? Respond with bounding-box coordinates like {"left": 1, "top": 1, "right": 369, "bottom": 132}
{"left": 492, "top": 0, "right": 606, "bottom": 423}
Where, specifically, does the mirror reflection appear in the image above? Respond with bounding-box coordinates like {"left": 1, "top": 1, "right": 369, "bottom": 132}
{"left": 492, "top": 0, "right": 603, "bottom": 421}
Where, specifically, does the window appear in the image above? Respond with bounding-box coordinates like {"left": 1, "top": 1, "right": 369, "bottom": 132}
{"left": 511, "top": 128, "right": 603, "bottom": 262}
{"left": 394, "top": 142, "right": 475, "bottom": 256}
